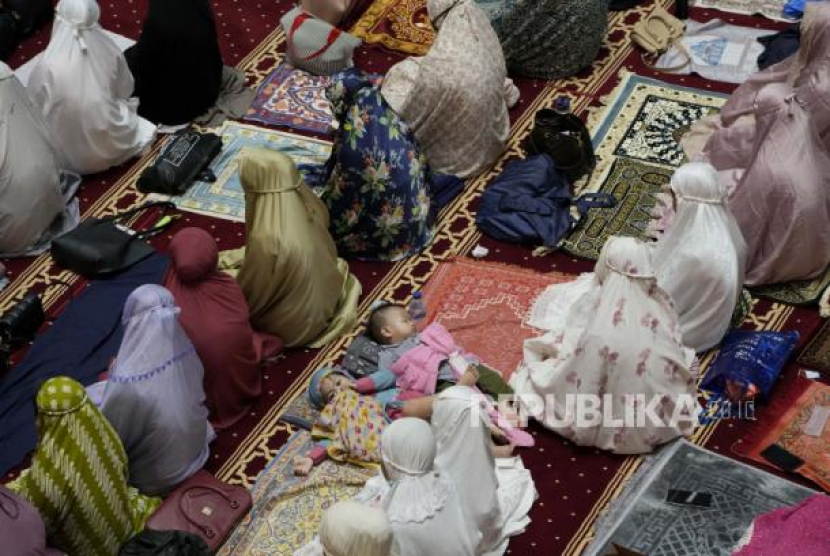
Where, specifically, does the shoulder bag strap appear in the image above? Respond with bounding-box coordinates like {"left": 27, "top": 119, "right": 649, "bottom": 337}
{"left": 642, "top": 39, "right": 692, "bottom": 73}
{"left": 98, "top": 201, "right": 178, "bottom": 239}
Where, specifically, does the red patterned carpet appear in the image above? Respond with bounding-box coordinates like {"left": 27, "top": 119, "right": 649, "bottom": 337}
{"left": 3, "top": 1, "right": 824, "bottom": 555}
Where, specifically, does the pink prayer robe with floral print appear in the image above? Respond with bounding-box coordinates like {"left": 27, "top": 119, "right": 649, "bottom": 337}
{"left": 511, "top": 236, "right": 699, "bottom": 454}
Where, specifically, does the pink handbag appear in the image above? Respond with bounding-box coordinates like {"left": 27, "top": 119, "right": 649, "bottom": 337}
{"left": 145, "top": 470, "right": 252, "bottom": 552}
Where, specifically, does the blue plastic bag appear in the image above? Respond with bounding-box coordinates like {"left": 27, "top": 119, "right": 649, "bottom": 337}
{"left": 701, "top": 329, "right": 800, "bottom": 400}
{"left": 783, "top": 0, "right": 824, "bottom": 18}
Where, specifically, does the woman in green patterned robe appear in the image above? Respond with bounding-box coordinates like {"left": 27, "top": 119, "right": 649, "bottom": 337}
{"left": 9, "top": 376, "right": 159, "bottom": 556}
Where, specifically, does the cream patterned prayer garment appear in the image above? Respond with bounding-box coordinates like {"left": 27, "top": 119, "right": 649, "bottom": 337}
{"left": 381, "top": 0, "right": 514, "bottom": 178}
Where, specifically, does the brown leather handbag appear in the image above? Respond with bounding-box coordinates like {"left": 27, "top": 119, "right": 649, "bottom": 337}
{"left": 145, "top": 470, "right": 252, "bottom": 552}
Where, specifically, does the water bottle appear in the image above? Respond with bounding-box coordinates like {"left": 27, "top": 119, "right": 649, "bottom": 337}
{"left": 408, "top": 291, "right": 427, "bottom": 325}
{"left": 554, "top": 96, "right": 571, "bottom": 115}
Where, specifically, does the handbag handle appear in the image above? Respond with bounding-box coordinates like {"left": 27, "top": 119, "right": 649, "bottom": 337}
{"left": 641, "top": 39, "right": 692, "bottom": 73}
{"left": 528, "top": 131, "right": 588, "bottom": 177}
{"left": 176, "top": 483, "right": 242, "bottom": 539}
{"left": 288, "top": 11, "right": 342, "bottom": 60}
{"left": 98, "top": 201, "right": 178, "bottom": 239}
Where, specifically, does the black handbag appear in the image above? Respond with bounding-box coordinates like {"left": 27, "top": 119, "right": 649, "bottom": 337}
{"left": 4, "top": 0, "right": 52, "bottom": 36}
{"left": 119, "top": 530, "right": 212, "bottom": 556}
{"left": 0, "top": 8, "right": 19, "bottom": 60}
{"left": 526, "top": 108, "right": 596, "bottom": 185}
{"left": 0, "top": 281, "right": 72, "bottom": 375}
{"left": 51, "top": 202, "right": 177, "bottom": 279}
{"left": 137, "top": 130, "right": 223, "bottom": 195}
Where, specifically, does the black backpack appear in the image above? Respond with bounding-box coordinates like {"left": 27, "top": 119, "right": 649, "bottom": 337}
{"left": 0, "top": 8, "right": 19, "bottom": 60}
{"left": 5, "top": 0, "right": 52, "bottom": 36}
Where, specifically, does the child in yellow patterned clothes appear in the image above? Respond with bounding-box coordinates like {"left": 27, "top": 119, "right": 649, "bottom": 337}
{"left": 294, "top": 364, "right": 480, "bottom": 476}
{"left": 294, "top": 367, "right": 388, "bottom": 476}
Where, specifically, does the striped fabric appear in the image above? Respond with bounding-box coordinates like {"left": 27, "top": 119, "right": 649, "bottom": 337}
{"left": 9, "top": 377, "right": 160, "bottom": 556}
{"left": 281, "top": 7, "right": 361, "bottom": 76}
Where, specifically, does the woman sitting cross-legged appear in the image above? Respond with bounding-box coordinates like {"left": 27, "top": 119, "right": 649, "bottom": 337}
{"left": 480, "top": 0, "right": 608, "bottom": 80}
{"left": 316, "top": 68, "right": 462, "bottom": 261}
{"left": 293, "top": 501, "right": 394, "bottom": 556}
{"left": 381, "top": 0, "right": 517, "bottom": 178}
{"left": 0, "top": 61, "right": 80, "bottom": 257}
{"left": 9, "top": 376, "right": 160, "bottom": 556}
{"left": 684, "top": 4, "right": 830, "bottom": 286}
{"left": 511, "top": 236, "right": 699, "bottom": 454}
{"left": 431, "top": 386, "right": 537, "bottom": 555}
{"left": 219, "top": 148, "right": 361, "bottom": 347}
{"left": 97, "top": 284, "right": 214, "bottom": 496}
{"left": 164, "top": 227, "right": 283, "bottom": 430}
{"left": 297, "top": 417, "right": 480, "bottom": 556}
{"left": 651, "top": 162, "right": 746, "bottom": 353}
{"left": 27, "top": 0, "right": 156, "bottom": 174}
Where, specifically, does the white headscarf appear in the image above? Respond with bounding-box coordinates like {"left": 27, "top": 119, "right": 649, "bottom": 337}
{"left": 432, "top": 387, "right": 536, "bottom": 555}
{"left": 0, "top": 63, "right": 65, "bottom": 255}
{"left": 512, "top": 237, "right": 699, "bottom": 455}
{"left": 27, "top": 0, "right": 156, "bottom": 175}
{"left": 653, "top": 162, "right": 747, "bottom": 352}
{"left": 100, "top": 285, "right": 213, "bottom": 496}
{"left": 380, "top": 418, "right": 478, "bottom": 556}
{"left": 319, "top": 502, "right": 392, "bottom": 556}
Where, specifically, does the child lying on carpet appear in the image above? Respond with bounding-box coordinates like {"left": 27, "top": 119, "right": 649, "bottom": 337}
{"left": 356, "top": 302, "right": 514, "bottom": 399}
{"left": 358, "top": 303, "right": 532, "bottom": 447}
{"left": 294, "top": 304, "right": 530, "bottom": 475}
{"left": 293, "top": 365, "right": 480, "bottom": 476}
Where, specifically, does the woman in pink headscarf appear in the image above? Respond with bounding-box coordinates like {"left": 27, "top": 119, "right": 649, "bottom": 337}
{"left": 164, "top": 227, "right": 283, "bottom": 430}
{"left": 685, "top": 4, "right": 830, "bottom": 286}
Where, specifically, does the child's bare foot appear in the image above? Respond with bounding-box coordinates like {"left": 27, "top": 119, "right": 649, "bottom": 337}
{"left": 459, "top": 366, "right": 479, "bottom": 387}
{"left": 293, "top": 456, "right": 314, "bottom": 476}
{"left": 491, "top": 442, "right": 515, "bottom": 459}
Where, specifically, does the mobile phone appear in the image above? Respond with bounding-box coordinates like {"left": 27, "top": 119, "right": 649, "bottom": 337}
{"left": 665, "top": 489, "right": 712, "bottom": 508}
{"left": 760, "top": 444, "right": 804, "bottom": 472}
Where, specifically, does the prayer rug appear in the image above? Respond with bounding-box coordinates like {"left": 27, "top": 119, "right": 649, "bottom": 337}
{"left": 350, "top": 0, "right": 435, "bottom": 55}
{"left": 584, "top": 439, "right": 816, "bottom": 556}
{"left": 561, "top": 158, "right": 672, "bottom": 262}
{"left": 751, "top": 268, "right": 830, "bottom": 306}
{"left": 243, "top": 64, "right": 335, "bottom": 134}
{"left": 219, "top": 431, "right": 373, "bottom": 556}
{"left": 693, "top": 0, "right": 794, "bottom": 21}
{"left": 280, "top": 392, "right": 321, "bottom": 430}
{"left": 422, "top": 258, "right": 574, "bottom": 381}
{"left": 736, "top": 380, "right": 830, "bottom": 492}
{"left": 158, "top": 122, "right": 332, "bottom": 222}
{"left": 561, "top": 72, "right": 727, "bottom": 260}
{"left": 798, "top": 319, "right": 830, "bottom": 372}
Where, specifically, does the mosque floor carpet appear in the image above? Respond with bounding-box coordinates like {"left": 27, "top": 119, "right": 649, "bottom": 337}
{"left": 2, "top": 1, "right": 825, "bottom": 555}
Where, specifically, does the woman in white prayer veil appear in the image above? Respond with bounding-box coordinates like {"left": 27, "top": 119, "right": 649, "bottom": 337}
{"left": 294, "top": 501, "right": 393, "bottom": 556}
{"left": 652, "top": 162, "right": 747, "bottom": 352}
{"left": 432, "top": 386, "right": 537, "bottom": 556}
{"left": 294, "top": 418, "right": 479, "bottom": 556}
{"left": 27, "top": 0, "right": 156, "bottom": 175}
{"left": 0, "top": 62, "right": 80, "bottom": 256}
{"left": 512, "top": 237, "right": 699, "bottom": 455}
